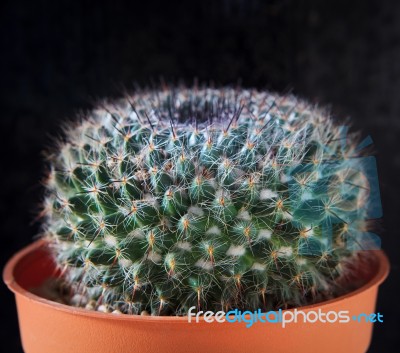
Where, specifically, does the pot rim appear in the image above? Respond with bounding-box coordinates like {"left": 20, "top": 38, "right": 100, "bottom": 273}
{"left": 3, "top": 239, "right": 390, "bottom": 323}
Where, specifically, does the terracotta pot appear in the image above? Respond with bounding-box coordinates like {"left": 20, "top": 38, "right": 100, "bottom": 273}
{"left": 4, "top": 240, "right": 389, "bottom": 353}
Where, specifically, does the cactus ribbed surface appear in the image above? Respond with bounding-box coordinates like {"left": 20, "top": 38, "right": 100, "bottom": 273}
{"left": 43, "top": 87, "right": 370, "bottom": 315}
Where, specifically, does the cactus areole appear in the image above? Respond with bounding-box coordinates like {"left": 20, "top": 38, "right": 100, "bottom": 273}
{"left": 43, "top": 87, "right": 372, "bottom": 316}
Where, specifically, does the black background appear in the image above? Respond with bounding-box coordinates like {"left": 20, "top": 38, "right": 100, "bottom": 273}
{"left": 1, "top": 0, "right": 399, "bottom": 352}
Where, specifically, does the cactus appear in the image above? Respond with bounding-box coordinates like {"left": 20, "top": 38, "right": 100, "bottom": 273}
{"left": 42, "top": 87, "right": 371, "bottom": 315}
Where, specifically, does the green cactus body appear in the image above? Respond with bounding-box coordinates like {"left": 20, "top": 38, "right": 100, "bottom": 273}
{"left": 43, "top": 88, "right": 370, "bottom": 315}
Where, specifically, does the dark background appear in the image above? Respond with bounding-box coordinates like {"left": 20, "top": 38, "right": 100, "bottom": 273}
{"left": 1, "top": 0, "right": 399, "bottom": 351}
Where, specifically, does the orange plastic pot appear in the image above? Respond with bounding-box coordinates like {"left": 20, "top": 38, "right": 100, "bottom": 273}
{"left": 4, "top": 240, "right": 389, "bottom": 353}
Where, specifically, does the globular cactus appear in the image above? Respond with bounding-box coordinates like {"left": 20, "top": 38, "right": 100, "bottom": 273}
{"left": 42, "top": 87, "right": 371, "bottom": 315}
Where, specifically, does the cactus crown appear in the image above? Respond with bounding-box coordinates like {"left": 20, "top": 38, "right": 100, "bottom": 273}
{"left": 43, "top": 87, "right": 370, "bottom": 315}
